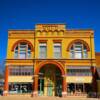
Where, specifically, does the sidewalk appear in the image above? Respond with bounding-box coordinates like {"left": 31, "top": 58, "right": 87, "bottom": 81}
{"left": 0, "top": 95, "right": 99, "bottom": 100}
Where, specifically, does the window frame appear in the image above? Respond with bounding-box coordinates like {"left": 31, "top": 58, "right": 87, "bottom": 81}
{"left": 53, "top": 43, "right": 62, "bottom": 58}
{"left": 14, "top": 43, "right": 31, "bottom": 59}
{"left": 67, "top": 67, "right": 92, "bottom": 76}
{"left": 39, "top": 43, "right": 47, "bottom": 59}
{"left": 70, "top": 43, "right": 88, "bottom": 59}
{"left": 9, "top": 66, "right": 34, "bottom": 76}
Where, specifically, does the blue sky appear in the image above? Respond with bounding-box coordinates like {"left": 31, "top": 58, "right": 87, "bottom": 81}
{"left": 0, "top": 0, "right": 100, "bottom": 72}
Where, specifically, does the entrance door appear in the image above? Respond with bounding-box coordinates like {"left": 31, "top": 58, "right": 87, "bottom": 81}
{"left": 46, "top": 71, "right": 54, "bottom": 96}
{"left": 67, "top": 83, "right": 75, "bottom": 94}
{"left": 76, "top": 84, "right": 83, "bottom": 93}
{"left": 67, "top": 83, "right": 84, "bottom": 95}
{"left": 55, "top": 78, "right": 62, "bottom": 96}
{"left": 38, "top": 78, "right": 44, "bottom": 96}
{"left": 47, "top": 83, "right": 53, "bottom": 96}
{"left": 39, "top": 64, "right": 62, "bottom": 96}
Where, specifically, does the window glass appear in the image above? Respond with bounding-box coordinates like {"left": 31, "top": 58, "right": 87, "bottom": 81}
{"left": 9, "top": 66, "right": 33, "bottom": 76}
{"left": 14, "top": 43, "right": 31, "bottom": 59}
{"left": 70, "top": 43, "right": 88, "bottom": 59}
{"left": 75, "top": 51, "right": 82, "bottom": 59}
{"left": 14, "top": 51, "right": 18, "bottom": 58}
{"left": 67, "top": 67, "right": 92, "bottom": 76}
{"left": 39, "top": 43, "right": 47, "bottom": 58}
{"left": 54, "top": 43, "right": 61, "bottom": 58}
{"left": 74, "top": 44, "right": 82, "bottom": 51}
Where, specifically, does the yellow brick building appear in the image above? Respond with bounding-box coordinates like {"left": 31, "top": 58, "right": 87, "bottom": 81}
{"left": 4, "top": 24, "right": 98, "bottom": 97}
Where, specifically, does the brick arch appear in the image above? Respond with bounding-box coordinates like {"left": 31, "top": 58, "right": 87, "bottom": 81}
{"left": 67, "top": 39, "right": 90, "bottom": 51}
{"left": 36, "top": 30, "right": 42, "bottom": 33}
{"left": 11, "top": 40, "right": 34, "bottom": 51}
{"left": 42, "top": 30, "right": 48, "bottom": 33}
{"left": 35, "top": 61, "right": 65, "bottom": 75}
{"left": 48, "top": 30, "right": 53, "bottom": 32}
{"left": 36, "top": 30, "right": 42, "bottom": 32}
{"left": 53, "top": 30, "right": 59, "bottom": 32}
{"left": 59, "top": 30, "right": 64, "bottom": 32}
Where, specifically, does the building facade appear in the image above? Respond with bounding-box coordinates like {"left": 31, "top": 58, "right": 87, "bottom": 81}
{"left": 4, "top": 24, "right": 98, "bottom": 97}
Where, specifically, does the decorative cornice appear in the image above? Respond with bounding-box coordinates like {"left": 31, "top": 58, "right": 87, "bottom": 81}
{"left": 38, "top": 40, "right": 48, "bottom": 42}
{"left": 53, "top": 40, "right": 62, "bottom": 42}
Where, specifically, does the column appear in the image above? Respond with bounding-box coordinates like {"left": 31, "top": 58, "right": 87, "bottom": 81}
{"left": 3, "top": 66, "right": 9, "bottom": 96}
{"left": 91, "top": 66, "right": 97, "bottom": 92}
{"left": 62, "top": 75, "right": 67, "bottom": 97}
{"left": 32, "top": 75, "right": 38, "bottom": 97}
{"left": 91, "top": 66, "right": 96, "bottom": 74}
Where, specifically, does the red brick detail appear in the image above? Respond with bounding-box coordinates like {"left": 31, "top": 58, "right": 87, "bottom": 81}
{"left": 3, "top": 66, "right": 9, "bottom": 96}
{"left": 11, "top": 40, "right": 34, "bottom": 51}
{"left": 67, "top": 39, "right": 90, "bottom": 51}
{"left": 38, "top": 40, "right": 48, "bottom": 42}
{"left": 34, "top": 75, "right": 38, "bottom": 92}
{"left": 91, "top": 66, "right": 97, "bottom": 92}
{"left": 35, "top": 61, "right": 65, "bottom": 75}
{"left": 53, "top": 40, "right": 62, "bottom": 42}
{"left": 32, "top": 75, "right": 38, "bottom": 97}
{"left": 34, "top": 61, "right": 66, "bottom": 97}
{"left": 62, "top": 76, "right": 66, "bottom": 92}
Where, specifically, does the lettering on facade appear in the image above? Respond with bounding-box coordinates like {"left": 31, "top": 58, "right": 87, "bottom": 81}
{"left": 36, "top": 24, "right": 66, "bottom": 31}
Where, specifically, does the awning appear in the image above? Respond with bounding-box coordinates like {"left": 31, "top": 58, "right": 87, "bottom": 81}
{"left": 66, "top": 76, "right": 92, "bottom": 83}
{"left": 8, "top": 76, "right": 33, "bottom": 82}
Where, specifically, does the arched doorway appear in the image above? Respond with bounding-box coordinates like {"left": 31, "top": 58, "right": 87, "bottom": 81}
{"left": 33, "top": 61, "right": 66, "bottom": 97}
{"left": 38, "top": 64, "right": 62, "bottom": 96}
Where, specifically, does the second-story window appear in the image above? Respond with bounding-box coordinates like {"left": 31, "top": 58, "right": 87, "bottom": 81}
{"left": 39, "top": 43, "right": 47, "bottom": 58}
{"left": 54, "top": 43, "right": 61, "bottom": 58}
{"left": 70, "top": 43, "right": 88, "bottom": 59}
{"left": 14, "top": 43, "right": 31, "bottom": 59}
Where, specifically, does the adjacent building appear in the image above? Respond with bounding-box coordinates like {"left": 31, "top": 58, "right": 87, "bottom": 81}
{"left": 3, "top": 24, "right": 100, "bottom": 97}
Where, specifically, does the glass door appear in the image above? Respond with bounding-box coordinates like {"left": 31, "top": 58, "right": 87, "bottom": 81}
{"left": 67, "top": 83, "right": 84, "bottom": 95}
{"left": 76, "top": 84, "right": 84, "bottom": 93}
{"left": 55, "top": 78, "right": 62, "bottom": 97}
{"left": 47, "top": 82, "right": 53, "bottom": 96}
{"left": 38, "top": 78, "right": 44, "bottom": 96}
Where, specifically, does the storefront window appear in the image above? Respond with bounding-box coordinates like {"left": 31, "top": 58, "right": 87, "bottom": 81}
{"left": 67, "top": 83, "right": 92, "bottom": 95}
{"left": 9, "top": 83, "right": 33, "bottom": 94}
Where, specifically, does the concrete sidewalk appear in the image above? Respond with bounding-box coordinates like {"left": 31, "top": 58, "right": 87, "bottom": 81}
{"left": 0, "top": 95, "right": 99, "bottom": 100}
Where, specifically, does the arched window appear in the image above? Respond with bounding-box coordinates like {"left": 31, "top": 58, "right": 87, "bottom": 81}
{"left": 14, "top": 42, "right": 31, "bottom": 59}
{"left": 70, "top": 42, "right": 88, "bottom": 59}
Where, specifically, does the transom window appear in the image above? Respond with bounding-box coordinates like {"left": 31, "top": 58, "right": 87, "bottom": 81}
{"left": 39, "top": 43, "right": 47, "bottom": 58}
{"left": 67, "top": 67, "right": 92, "bottom": 76}
{"left": 14, "top": 43, "right": 31, "bottom": 59}
{"left": 9, "top": 66, "right": 33, "bottom": 76}
{"left": 70, "top": 43, "right": 88, "bottom": 59}
{"left": 54, "top": 43, "right": 61, "bottom": 58}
